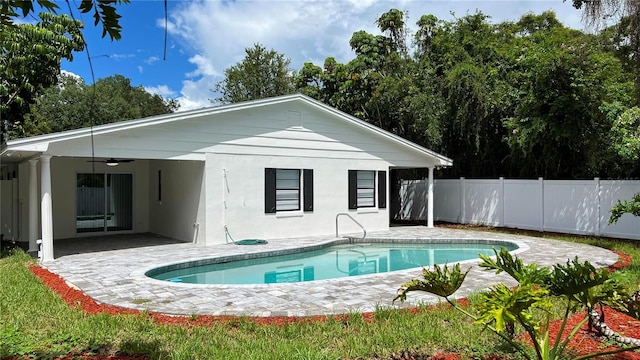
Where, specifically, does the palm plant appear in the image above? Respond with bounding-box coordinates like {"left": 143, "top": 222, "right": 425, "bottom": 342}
{"left": 394, "top": 249, "right": 640, "bottom": 360}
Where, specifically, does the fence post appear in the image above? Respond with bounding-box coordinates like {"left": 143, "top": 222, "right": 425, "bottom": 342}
{"left": 539, "top": 177, "right": 544, "bottom": 232}
{"left": 499, "top": 177, "right": 505, "bottom": 227}
{"left": 460, "top": 177, "right": 466, "bottom": 224}
{"left": 595, "top": 177, "right": 601, "bottom": 237}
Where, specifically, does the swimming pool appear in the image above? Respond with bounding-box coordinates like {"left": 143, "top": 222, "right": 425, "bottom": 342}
{"left": 146, "top": 240, "right": 518, "bottom": 285}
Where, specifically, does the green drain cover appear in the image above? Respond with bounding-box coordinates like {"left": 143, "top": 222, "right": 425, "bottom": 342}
{"left": 234, "top": 239, "right": 268, "bottom": 245}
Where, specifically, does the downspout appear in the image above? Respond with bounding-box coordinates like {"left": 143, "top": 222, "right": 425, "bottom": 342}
{"left": 222, "top": 168, "right": 229, "bottom": 242}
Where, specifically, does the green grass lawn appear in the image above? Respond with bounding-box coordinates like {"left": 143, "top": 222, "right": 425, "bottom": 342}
{"left": 1, "top": 229, "right": 639, "bottom": 360}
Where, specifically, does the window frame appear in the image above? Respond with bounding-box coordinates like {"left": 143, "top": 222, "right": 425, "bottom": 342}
{"left": 275, "top": 168, "right": 301, "bottom": 212}
{"left": 348, "top": 170, "right": 387, "bottom": 210}
{"left": 265, "top": 168, "right": 314, "bottom": 214}
{"left": 356, "top": 170, "right": 376, "bottom": 208}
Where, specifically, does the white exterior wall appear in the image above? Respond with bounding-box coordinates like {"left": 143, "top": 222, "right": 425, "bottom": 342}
{"left": 203, "top": 154, "right": 389, "bottom": 245}
{"left": 0, "top": 179, "right": 18, "bottom": 239}
{"left": 148, "top": 160, "right": 205, "bottom": 243}
{"left": 17, "top": 161, "right": 34, "bottom": 242}
{"left": 185, "top": 102, "right": 422, "bottom": 244}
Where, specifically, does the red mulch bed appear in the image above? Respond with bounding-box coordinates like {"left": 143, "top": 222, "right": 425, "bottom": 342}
{"left": 4, "top": 250, "right": 639, "bottom": 360}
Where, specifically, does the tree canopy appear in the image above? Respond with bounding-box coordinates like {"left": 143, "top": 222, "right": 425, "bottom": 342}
{"left": 212, "top": 43, "right": 295, "bottom": 104}
{"left": 294, "top": 9, "right": 639, "bottom": 179}
{"left": 0, "top": 0, "right": 129, "bottom": 40}
{"left": 1, "top": 13, "right": 85, "bottom": 139}
{"left": 20, "top": 74, "right": 178, "bottom": 137}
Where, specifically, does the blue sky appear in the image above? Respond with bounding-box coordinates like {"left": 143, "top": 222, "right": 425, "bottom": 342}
{"left": 56, "top": 0, "right": 587, "bottom": 111}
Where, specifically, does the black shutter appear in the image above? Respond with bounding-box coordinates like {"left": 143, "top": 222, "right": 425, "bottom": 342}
{"left": 378, "top": 170, "right": 387, "bottom": 209}
{"left": 303, "top": 169, "right": 314, "bottom": 211}
{"left": 265, "top": 168, "right": 276, "bottom": 213}
{"left": 348, "top": 170, "right": 357, "bottom": 209}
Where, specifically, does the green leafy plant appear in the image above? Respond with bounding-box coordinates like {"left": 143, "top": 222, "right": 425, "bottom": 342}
{"left": 609, "top": 192, "right": 640, "bottom": 225}
{"left": 394, "top": 248, "right": 640, "bottom": 360}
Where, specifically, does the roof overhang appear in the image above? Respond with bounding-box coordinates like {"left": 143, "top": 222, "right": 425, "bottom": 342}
{"left": 0, "top": 94, "right": 453, "bottom": 168}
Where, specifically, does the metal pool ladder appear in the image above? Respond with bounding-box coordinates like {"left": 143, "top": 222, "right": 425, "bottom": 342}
{"left": 335, "top": 213, "right": 366, "bottom": 240}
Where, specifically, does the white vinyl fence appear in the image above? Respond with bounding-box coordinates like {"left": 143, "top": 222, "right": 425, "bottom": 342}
{"left": 399, "top": 178, "right": 640, "bottom": 240}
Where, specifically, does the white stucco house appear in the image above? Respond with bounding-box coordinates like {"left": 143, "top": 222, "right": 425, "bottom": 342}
{"left": 0, "top": 94, "right": 452, "bottom": 261}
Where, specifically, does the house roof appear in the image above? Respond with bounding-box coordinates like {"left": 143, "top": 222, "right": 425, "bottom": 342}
{"left": 0, "top": 94, "right": 452, "bottom": 167}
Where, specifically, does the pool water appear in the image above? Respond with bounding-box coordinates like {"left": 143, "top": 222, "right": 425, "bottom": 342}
{"left": 147, "top": 241, "right": 518, "bottom": 285}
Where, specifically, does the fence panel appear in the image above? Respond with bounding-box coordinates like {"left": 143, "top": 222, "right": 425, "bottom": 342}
{"left": 600, "top": 180, "right": 640, "bottom": 239}
{"left": 503, "top": 179, "right": 542, "bottom": 231}
{"left": 433, "top": 179, "right": 461, "bottom": 223}
{"left": 396, "top": 180, "right": 427, "bottom": 221}
{"left": 543, "top": 180, "right": 599, "bottom": 235}
{"left": 426, "top": 178, "right": 639, "bottom": 240}
{"left": 462, "top": 179, "right": 502, "bottom": 226}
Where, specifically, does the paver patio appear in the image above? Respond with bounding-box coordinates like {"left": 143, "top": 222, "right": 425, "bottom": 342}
{"left": 41, "top": 226, "right": 619, "bottom": 317}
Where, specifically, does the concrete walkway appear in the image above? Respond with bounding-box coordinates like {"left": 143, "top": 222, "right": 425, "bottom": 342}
{"left": 41, "top": 227, "right": 619, "bottom": 317}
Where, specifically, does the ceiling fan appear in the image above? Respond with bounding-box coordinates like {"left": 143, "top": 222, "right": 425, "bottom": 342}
{"left": 87, "top": 158, "right": 135, "bottom": 167}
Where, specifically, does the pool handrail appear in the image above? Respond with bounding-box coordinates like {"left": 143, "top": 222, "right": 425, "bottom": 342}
{"left": 335, "top": 213, "right": 366, "bottom": 240}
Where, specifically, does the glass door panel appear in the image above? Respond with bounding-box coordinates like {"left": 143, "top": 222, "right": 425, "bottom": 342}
{"left": 76, "top": 173, "right": 133, "bottom": 233}
{"left": 106, "top": 174, "right": 132, "bottom": 231}
{"left": 76, "top": 174, "right": 105, "bottom": 233}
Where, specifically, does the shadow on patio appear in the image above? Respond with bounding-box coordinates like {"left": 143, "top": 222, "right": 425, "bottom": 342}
{"left": 53, "top": 233, "right": 187, "bottom": 259}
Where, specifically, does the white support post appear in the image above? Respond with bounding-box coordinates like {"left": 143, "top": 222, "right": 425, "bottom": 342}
{"left": 28, "top": 159, "right": 39, "bottom": 252}
{"left": 40, "top": 155, "right": 54, "bottom": 262}
{"left": 427, "top": 167, "right": 434, "bottom": 228}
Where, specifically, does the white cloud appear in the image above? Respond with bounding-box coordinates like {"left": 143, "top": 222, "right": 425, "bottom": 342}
{"left": 145, "top": 56, "right": 160, "bottom": 65}
{"left": 162, "top": 0, "right": 586, "bottom": 111}
{"left": 174, "top": 77, "right": 217, "bottom": 111}
{"left": 108, "top": 53, "right": 135, "bottom": 60}
{"left": 185, "top": 54, "right": 219, "bottom": 78}
{"left": 145, "top": 84, "right": 177, "bottom": 98}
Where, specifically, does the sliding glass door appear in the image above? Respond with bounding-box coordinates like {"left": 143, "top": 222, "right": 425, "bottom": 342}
{"left": 76, "top": 173, "right": 132, "bottom": 233}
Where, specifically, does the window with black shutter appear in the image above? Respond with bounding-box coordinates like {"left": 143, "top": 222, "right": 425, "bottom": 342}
{"left": 348, "top": 170, "right": 386, "bottom": 209}
{"left": 265, "top": 168, "right": 313, "bottom": 213}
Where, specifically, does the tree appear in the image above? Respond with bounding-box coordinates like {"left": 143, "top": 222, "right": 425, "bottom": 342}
{"left": 607, "top": 106, "right": 640, "bottom": 224}
{"left": 0, "top": 0, "right": 129, "bottom": 40}
{"left": 295, "top": 9, "right": 636, "bottom": 179}
{"left": 415, "top": 12, "right": 516, "bottom": 177}
{"left": 212, "top": 43, "right": 295, "bottom": 104}
{"left": 21, "top": 74, "right": 178, "bottom": 137}
{"left": 573, "top": 0, "right": 640, "bottom": 103}
{"left": 296, "top": 9, "right": 445, "bottom": 150}
{"left": 503, "top": 25, "right": 631, "bottom": 178}
{"left": 1, "top": 12, "right": 85, "bottom": 139}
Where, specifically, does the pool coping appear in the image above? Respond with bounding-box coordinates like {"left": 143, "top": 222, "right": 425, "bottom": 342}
{"left": 41, "top": 227, "right": 619, "bottom": 317}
